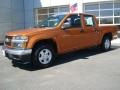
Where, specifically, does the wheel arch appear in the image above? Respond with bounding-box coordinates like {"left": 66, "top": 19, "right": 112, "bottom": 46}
{"left": 32, "top": 39, "right": 58, "bottom": 54}
{"left": 100, "top": 32, "right": 112, "bottom": 51}
{"left": 103, "top": 32, "right": 112, "bottom": 40}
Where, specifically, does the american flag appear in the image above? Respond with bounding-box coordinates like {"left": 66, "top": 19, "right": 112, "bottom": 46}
{"left": 70, "top": 3, "right": 78, "bottom": 13}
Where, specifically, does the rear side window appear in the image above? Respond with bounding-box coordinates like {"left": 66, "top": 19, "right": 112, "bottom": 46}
{"left": 84, "top": 15, "right": 95, "bottom": 26}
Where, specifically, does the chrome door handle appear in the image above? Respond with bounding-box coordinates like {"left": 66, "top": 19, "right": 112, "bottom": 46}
{"left": 95, "top": 28, "right": 99, "bottom": 32}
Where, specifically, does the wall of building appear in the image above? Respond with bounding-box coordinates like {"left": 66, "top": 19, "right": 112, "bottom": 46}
{"left": 0, "top": 0, "right": 24, "bottom": 42}
{"left": 24, "top": 0, "right": 35, "bottom": 28}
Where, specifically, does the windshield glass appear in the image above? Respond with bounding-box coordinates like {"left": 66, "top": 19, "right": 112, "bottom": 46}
{"left": 36, "top": 14, "right": 65, "bottom": 28}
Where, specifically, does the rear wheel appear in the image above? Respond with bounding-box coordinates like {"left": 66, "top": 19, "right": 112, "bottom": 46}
{"left": 31, "top": 44, "right": 56, "bottom": 68}
{"left": 100, "top": 36, "right": 111, "bottom": 51}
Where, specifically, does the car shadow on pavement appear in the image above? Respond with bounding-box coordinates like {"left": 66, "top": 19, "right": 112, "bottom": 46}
{"left": 12, "top": 45, "right": 120, "bottom": 71}
{"left": 55, "top": 45, "right": 120, "bottom": 66}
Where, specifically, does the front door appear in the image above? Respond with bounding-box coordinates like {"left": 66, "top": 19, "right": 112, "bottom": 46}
{"left": 58, "top": 14, "right": 86, "bottom": 53}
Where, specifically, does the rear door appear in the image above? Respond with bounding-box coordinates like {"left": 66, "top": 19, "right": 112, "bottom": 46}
{"left": 82, "top": 15, "right": 100, "bottom": 47}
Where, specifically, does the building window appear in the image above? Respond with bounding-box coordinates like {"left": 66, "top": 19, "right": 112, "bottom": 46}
{"left": 114, "top": 10, "right": 120, "bottom": 16}
{"left": 85, "top": 11, "right": 99, "bottom": 17}
{"left": 38, "top": 15, "right": 48, "bottom": 24}
{"left": 84, "top": 1, "right": 120, "bottom": 25}
{"left": 114, "top": 3, "right": 120, "bottom": 9}
{"left": 100, "top": 10, "right": 113, "bottom": 16}
{"left": 59, "top": 6, "right": 69, "bottom": 14}
{"left": 114, "top": 17, "right": 120, "bottom": 24}
{"left": 100, "top": 18, "right": 113, "bottom": 24}
{"left": 100, "top": 3, "right": 113, "bottom": 9}
{"left": 38, "top": 8, "right": 48, "bottom": 14}
{"left": 85, "top": 4, "right": 99, "bottom": 11}
{"left": 49, "top": 7, "right": 58, "bottom": 14}
{"left": 36, "top": 5, "right": 69, "bottom": 25}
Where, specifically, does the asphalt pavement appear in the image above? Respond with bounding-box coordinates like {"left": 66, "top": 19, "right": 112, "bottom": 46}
{"left": 0, "top": 39, "right": 120, "bottom": 90}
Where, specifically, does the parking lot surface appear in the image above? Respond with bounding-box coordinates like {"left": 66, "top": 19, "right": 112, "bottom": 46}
{"left": 0, "top": 40, "right": 120, "bottom": 90}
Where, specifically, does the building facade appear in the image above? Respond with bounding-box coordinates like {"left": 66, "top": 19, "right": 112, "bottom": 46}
{"left": 0, "top": 0, "right": 120, "bottom": 42}
{"left": 0, "top": 0, "right": 24, "bottom": 42}
{"left": 84, "top": 0, "right": 120, "bottom": 25}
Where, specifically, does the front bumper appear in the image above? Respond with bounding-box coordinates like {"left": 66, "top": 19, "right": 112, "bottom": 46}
{"left": 2, "top": 46, "right": 32, "bottom": 61}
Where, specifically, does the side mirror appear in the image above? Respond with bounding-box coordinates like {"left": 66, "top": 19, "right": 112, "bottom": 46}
{"left": 62, "top": 22, "right": 71, "bottom": 29}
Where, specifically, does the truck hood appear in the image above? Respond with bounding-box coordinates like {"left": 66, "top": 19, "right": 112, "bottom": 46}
{"left": 6, "top": 28, "right": 53, "bottom": 36}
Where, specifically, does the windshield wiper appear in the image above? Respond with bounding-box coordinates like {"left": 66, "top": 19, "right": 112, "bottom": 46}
{"left": 34, "top": 25, "right": 49, "bottom": 28}
{"left": 40, "top": 25, "right": 48, "bottom": 27}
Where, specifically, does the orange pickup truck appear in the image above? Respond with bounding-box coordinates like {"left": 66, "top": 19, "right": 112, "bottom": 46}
{"left": 2, "top": 13, "right": 118, "bottom": 68}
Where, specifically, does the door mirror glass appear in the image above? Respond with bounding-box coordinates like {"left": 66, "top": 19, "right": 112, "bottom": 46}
{"left": 62, "top": 22, "right": 71, "bottom": 29}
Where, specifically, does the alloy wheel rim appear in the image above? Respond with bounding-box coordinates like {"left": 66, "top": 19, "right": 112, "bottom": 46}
{"left": 38, "top": 49, "right": 52, "bottom": 64}
{"left": 105, "top": 39, "right": 110, "bottom": 49}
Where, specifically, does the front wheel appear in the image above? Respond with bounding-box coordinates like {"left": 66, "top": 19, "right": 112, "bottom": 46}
{"left": 31, "top": 44, "right": 56, "bottom": 68}
{"left": 100, "top": 36, "right": 111, "bottom": 51}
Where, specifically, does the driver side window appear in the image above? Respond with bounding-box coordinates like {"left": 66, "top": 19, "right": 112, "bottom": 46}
{"left": 65, "top": 14, "right": 81, "bottom": 28}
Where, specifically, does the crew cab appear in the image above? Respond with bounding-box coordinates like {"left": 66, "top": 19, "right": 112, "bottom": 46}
{"left": 2, "top": 13, "right": 118, "bottom": 68}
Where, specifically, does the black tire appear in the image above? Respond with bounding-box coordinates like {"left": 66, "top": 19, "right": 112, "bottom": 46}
{"left": 31, "top": 44, "right": 56, "bottom": 68}
{"left": 100, "top": 36, "right": 111, "bottom": 51}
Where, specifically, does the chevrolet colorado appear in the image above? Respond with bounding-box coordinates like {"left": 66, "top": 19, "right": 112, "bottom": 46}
{"left": 2, "top": 13, "right": 118, "bottom": 68}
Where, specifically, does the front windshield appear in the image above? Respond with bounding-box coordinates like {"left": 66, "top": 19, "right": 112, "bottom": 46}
{"left": 36, "top": 14, "right": 65, "bottom": 28}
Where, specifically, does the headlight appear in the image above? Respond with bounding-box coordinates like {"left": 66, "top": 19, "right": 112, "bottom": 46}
{"left": 11, "top": 36, "right": 28, "bottom": 49}
{"left": 12, "top": 36, "right": 28, "bottom": 42}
